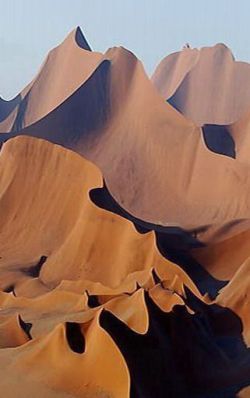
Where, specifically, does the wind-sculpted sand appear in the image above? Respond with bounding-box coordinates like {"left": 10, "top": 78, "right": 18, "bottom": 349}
{"left": 0, "top": 28, "right": 249, "bottom": 397}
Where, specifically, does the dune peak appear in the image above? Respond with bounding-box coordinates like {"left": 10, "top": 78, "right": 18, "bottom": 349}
{"left": 75, "top": 26, "right": 92, "bottom": 51}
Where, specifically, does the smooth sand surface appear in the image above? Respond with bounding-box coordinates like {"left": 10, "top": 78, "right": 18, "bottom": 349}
{"left": 3, "top": 35, "right": 250, "bottom": 247}
{"left": 152, "top": 43, "right": 250, "bottom": 125}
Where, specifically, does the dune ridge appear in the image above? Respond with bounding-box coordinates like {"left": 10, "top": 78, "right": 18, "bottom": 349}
{"left": 2, "top": 32, "right": 250, "bottom": 247}
{"left": 152, "top": 43, "right": 250, "bottom": 125}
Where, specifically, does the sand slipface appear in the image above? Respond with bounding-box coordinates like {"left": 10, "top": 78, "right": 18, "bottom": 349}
{"left": 0, "top": 27, "right": 249, "bottom": 397}
{"left": 152, "top": 43, "right": 250, "bottom": 125}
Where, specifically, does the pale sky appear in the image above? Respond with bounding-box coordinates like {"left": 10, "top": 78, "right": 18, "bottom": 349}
{"left": 0, "top": 0, "right": 250, "bottom": 98}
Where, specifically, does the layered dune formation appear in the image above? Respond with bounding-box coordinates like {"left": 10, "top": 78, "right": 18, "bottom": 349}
{"left": 0, "top": 28, "right": 249, "bottom": 397}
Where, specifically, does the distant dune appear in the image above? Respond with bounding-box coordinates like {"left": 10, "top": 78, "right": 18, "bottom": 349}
{"left": 0, "top": 28, "right": 249, "bottom": 397}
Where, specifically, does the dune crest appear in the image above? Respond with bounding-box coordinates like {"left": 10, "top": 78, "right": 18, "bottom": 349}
{"left": 2, "top": 37, "right": 250, "bottom": 246}
{"left": 152, "top": 43, "right": 250, "bottom": 125}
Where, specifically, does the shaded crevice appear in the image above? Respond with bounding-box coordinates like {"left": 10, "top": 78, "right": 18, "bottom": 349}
{"left": 152, "top": 269, "right": 162, "bottom": 285}
{"left": 11, "top": 91, "right": 30, "bottom": 132}
{"left": 156, "top": 233, "right": 227, "bottom": 298}
{"left": 86, "top": 291, "right": 100, "bottom": 308}
{"left": 75, "top": 26, "right": 92, "bottom": 51}
{"left": 183, "top": 287, "right": 243, "bottom": 337}
{"left": 202, "top": 124, "right": 236, "bottom": 158}
{"left": 0, "top": 94, "right": 21, "bottom": 122}
{"left": 89, "top": 183, "right": 204, "bottom": 249}
{"left": 101, "top": 294, "right": 250, "bottom": 398}
{"left": 21, "top": 255, "right": 47, "bottom": 278}
{"left": 89, "top": 183, "right": 226, "bottom": 297}
{"left": 167, "top": 97, "right": 236, "bottom": 160}
{"left": 18, "top": 315, "right": 32, "bottom": 339}
{"left": 167, "top": 95, "right": 183, "bottom": 114}
{"left": 3, "top": 284, "right": 14, "bottom": 293}
{"left": 65, "top": 322, "right": 85, "bottom": 354}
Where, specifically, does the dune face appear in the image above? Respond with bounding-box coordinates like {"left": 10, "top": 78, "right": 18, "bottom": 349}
{"left": 0, "top": 28, "right": 249, "bottom": 398}
{"left": 152, "top": 43, "right": 250, "bottom": 126}
{"left": 0, "top": 95, "right": 21, "bottom": 123}
{"left": 2, "top": 35, "right": 250, "bottom": 248}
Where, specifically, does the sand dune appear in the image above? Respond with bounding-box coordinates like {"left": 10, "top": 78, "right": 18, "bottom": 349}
{"left": 0, "top": 28, "right": 249, "bottom": 397}
{"left": 0, "top": 136, "right": 201, "bottom": 295}
{"left": 152, "top": 43, "right": 250, "bottom": 125}
{"left": 0, "top": 28, "right": 101, "bottom": 132}
{"left": 2, "top": 34, "right": 250, "bottom": 246}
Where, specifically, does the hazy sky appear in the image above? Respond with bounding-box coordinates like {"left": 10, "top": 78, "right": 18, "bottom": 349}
{"left": 1, "top": 0, "right": 250, "bottom": 98}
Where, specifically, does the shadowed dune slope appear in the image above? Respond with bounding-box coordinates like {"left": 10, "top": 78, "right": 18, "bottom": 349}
{"left": 0, "top": 95, "right": 21, "bottom": 123}
{"left": 152, "top": 43, "right": 250, "bottom": 126}
{"left": 0, "top": 27, "right": 99, "bottom": 133}
{"left": 2, "top": 40, "right": 250, "bottom": 246}
{"left": 0, "top": 136, "right": 248, "bottom": 397}
{"left": 0, "top": 136, "right": 200, "bottom": 295}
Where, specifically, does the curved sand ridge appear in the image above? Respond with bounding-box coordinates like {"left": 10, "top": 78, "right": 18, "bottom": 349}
{"left": 0, "top": 136, "right": 248, "bottom": 396}
{"left": 2, "top": 33, "right": 250, "bottom": 246}
{"left": 152, "top": 43, "right": 250, "bottom": 125}
{"left": 0, "top": 136, "right": 200, "bottom": 295}
{"left": 0, "top": 27, "right": 101, "bottom": 133}
{"left": 0, "top": 28, "right": 249, "bottom": 397}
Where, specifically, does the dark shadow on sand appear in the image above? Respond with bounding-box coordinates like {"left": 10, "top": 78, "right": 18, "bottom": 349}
{"left": 18, "top": 315, "right": 32, "bottom": 340}
{"left": 65, "top": 322, "right": 85, "bottom": 354}
{"left": 0, "top": 94, "right": 21, "bottom": 123}
{"left": 0, "top": 59, "right": 111, "bottom": 149}
{"left": 21, "top": 255, "right": 47, "bottom": 278}
{"left": 101, "top": 292, "right": 250, "bottom": 398}
{"left": 202, "top": 124, "right": 235, "bottom": 159}
{"left": 89, "top": 183, "right": 226, "bottom": 298}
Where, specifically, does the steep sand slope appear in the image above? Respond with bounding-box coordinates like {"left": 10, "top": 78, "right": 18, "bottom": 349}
{"left": 0, "top": 27, "right": 99, "bottom": 133}
{"left": 216, "top": 257, "right": 250, "bottom": 345}
{"left": 0, "top": 137, "right": 247, "bottom": 397}
{"left": 0, "top": 135, "right": 248, "bottom": 397}
{"left": 0, "top": 95, "right": 21, "bottom": 123}
{"left": 192, "top": 230, "right": 250, "bottom": 280}
{"left": 2, "top": 41, "right": 250, "bottom": 245}
{"left": 191, "top": 108, "right": 250, "bottom": 280}
{"left": 152, "top": 43, "right": 250, "bottom": 125}
{"left": 151, "top": 47, "right": 200, "bottom": 100}
{"left": 0, "top": 136, "right": 199, "bottom": 295}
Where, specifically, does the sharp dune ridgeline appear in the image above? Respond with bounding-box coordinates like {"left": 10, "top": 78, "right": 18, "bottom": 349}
{"left": 0, "top": 27, "right": 249, "bottom": 397}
